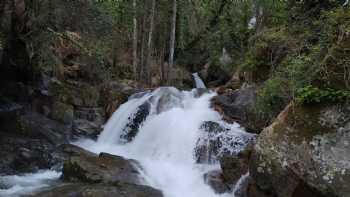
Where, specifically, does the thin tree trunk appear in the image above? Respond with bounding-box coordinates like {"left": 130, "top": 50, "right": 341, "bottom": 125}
{"left": 160, "top": 41, "right": 166, "bottom": 84}
{"left": 139, "top": 12, "right": 147, "bottom": 81}
{"left": 132, "top": 0, "right": 138, "bottom": 80}
{"left": 168, "top": 0, "right": 177, "bottom": 83}
{"left": 145, "top": 0, "right": 156, "bottom": 86}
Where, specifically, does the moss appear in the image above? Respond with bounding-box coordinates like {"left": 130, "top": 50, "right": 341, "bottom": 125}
{"left": 50, "top": 102, "right": 74, "bottom": 124}
{"left": 270, "top": 103, "right": 337, "bottom": 144}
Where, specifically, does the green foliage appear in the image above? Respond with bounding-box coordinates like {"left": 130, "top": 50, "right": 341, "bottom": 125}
{"left": 297, "top": 85, "right": 350, "bottom": 104}
{"left": 255, "top": 77, "right": 290, "bottom": 120}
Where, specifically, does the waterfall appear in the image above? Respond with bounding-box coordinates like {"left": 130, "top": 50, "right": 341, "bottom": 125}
{"left": 192, "top": 73, "right": 206, "bottom": 89}
{"left": 76, "top": 87, "right": 253, "bottom": 197}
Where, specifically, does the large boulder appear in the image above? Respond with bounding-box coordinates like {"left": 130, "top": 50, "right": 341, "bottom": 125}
{"left": 62, "top": 149, "right": 141, "bottom": 185}
{"left": 31, "top": 182, "right": 163, "bottom": 197}
{"left": 250, "top": 103, "right": 350, "bottom": 197}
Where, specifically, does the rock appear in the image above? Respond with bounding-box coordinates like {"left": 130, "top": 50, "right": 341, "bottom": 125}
{"left": 0, "top": 134, "right": 62, "bottom": 174}
{"left": 73, "top": 107, "right": 104, "bottom": 138}
{"left": 62, "top": 150, "right": 141, "bottom": 185}
{"left": 101, "top": 81, "right": 141, "bottom": 119}
{"left": 195, "top": 121, "right": 255, "bottom": 163}
{"left": 250, "top": 103, "right": 350, "bottom": 197}
{"left": 73, "top": 119, "right": 101, "bottom": 139}
{"left": 154, "top": 87, "right": 183, "bottom": 114}
{"left": 204, "top": 170, "right": 231, "bottom": 194}
{"left": 233, "top": 173, "right": 251, "bottom": 197}
{"left": 203, "top": 62, "right": 231, "bottom": 87}
{"left": 18, "top": 112, "right": 70, "bottom": 144}
{"left": 211, "top": 85, "right": 267, "bottom": 133}
{"left": 50, "top": 101, "right": 74, "bottom": 125}
{"left": 246, "top": 180, "right": 274, "bottom": 197}
{"left": 220, "top": 148, "right": 251, "bottom": 187}
{"left": 31, "top": 182, "right": 163, "bottom": 197}
{"left": 119, "top": 101, "right": 150, "bottom": 142}
{"left": 0, "top": 100, "right": 23, "bottom": 132}
{"left": 0, "top": 108, "right": 71, "bottom": 174}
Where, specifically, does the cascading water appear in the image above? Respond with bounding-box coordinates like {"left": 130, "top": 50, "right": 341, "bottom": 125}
{"left": 0, "top": 170, "right": 61, "bottom": 197}
{"left": 76, "top": 86, "right": 254, "bottom": 197}
{"left": 192, "top": 73, "right": 206, "bottom": 89}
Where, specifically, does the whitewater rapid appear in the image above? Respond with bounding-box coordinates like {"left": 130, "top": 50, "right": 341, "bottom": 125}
{"left": 76, "top": 87, "right": 252, "bottom": 197}
{"left": 0, "top": 170, "right": 61, "bottom": 197}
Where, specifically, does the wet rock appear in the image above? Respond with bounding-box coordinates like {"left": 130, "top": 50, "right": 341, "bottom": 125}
{"left": 211, "top": 85, "right": 267, "bottom": 133}
{"left": 195, "top": 121, "right": 255, "bottom": 164}
{"left": 62, "top": 149, "right": 141, "bottom": 185}
{"left": 120, "top": 101, "right": 150, "bottom": 142}
{"left": 0, "top": 135, "right": 61, "bottom": 174}
{"left": 154, "top": 87, "right": 183, "bottom": 114}
{"left": 220, "top": 148, "right": 251, "bottom": 187}
{"left": 193, "top": 88, "right": 210, "bottom": 98}
{"left": 204, "top": 170, "right": 231, "bottom": 194}
{"left": 31, "top": 182, "right": 163, "bottom": 197}
{"left": 250, "top": 103, "right": 350, "bottom": 197}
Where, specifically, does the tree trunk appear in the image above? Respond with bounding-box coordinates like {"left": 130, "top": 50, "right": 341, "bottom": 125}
{"left": 132, "top": 0, "right": 138, "bottom": 80}
{"left": 145, "top": 0, "right": 156, "bottom": 86}
{"left": 139, "top": 11, "right": 147, "bottom": 82}
{"left": 168, "top": 0, "right": 177, "bottom": 83}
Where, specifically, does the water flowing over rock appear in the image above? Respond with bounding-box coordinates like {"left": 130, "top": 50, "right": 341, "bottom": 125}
{"left": 192, "top": 72, "right": 207, "bottom": 89}
{"left": 250, "top": 103, "right": 350, "bottom": 197}
{"left": 76, "top": 86, "right": 253, "bottom": 197}
{"left": 203, "top": 170, "right": 231, "bottom": 194}
{"left": 195, "top": 121, "right": 255, "bottom": 164}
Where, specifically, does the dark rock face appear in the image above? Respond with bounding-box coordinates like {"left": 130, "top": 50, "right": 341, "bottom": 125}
{"left": 62, "top": 149, "right": 141, "bottom": 185}
{"left": 220, "top": 149, "right": 251, "bottom": 187}
{"left": 204, "top": 170, "right": 231, "bottom": 194}
{"left": 0, "top": 111, "right": 70, "bottom": 175}
{"left": 246, "top": 180, "right": 274, "bottom": 197}
{"left": 211, "top": 85, "right": 267, "bottom": 133}
{"left": 73, "top": 107, "right": 104, "bottom": 138}
{"left": 199, "top": 63, "right": 231, "bottom": 88}
{"left": 119, "top": 101, "right": 151, "bottom": 142}
{"left": 31, "top": 182, "right": 163, "bottom": 197}
{"left": 250, "top": 103, "right": 350, "bottom": 197}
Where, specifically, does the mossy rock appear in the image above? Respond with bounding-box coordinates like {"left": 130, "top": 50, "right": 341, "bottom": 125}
{"left": 250, "top": 103, "right": 350, "bottom": 197}
{"left": 50, "top": 102, "right": 74, "bottom": 125}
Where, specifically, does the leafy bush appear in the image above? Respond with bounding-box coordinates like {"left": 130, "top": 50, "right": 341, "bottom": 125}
{"left": 255, "top": 78, "right": 291, "bottom": 120}
{"left": 296, "top": 85, "right": 350, "bottom": 104}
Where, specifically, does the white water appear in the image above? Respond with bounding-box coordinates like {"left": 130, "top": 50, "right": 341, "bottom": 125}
{"left": 0, "top": 170, "right": 61, "bottom": 197}
{"left": 76, "top": 87, "right": 253, "bottom": 197}
{"left": 192, "top": 73, "right": 206, "bottom": 89}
